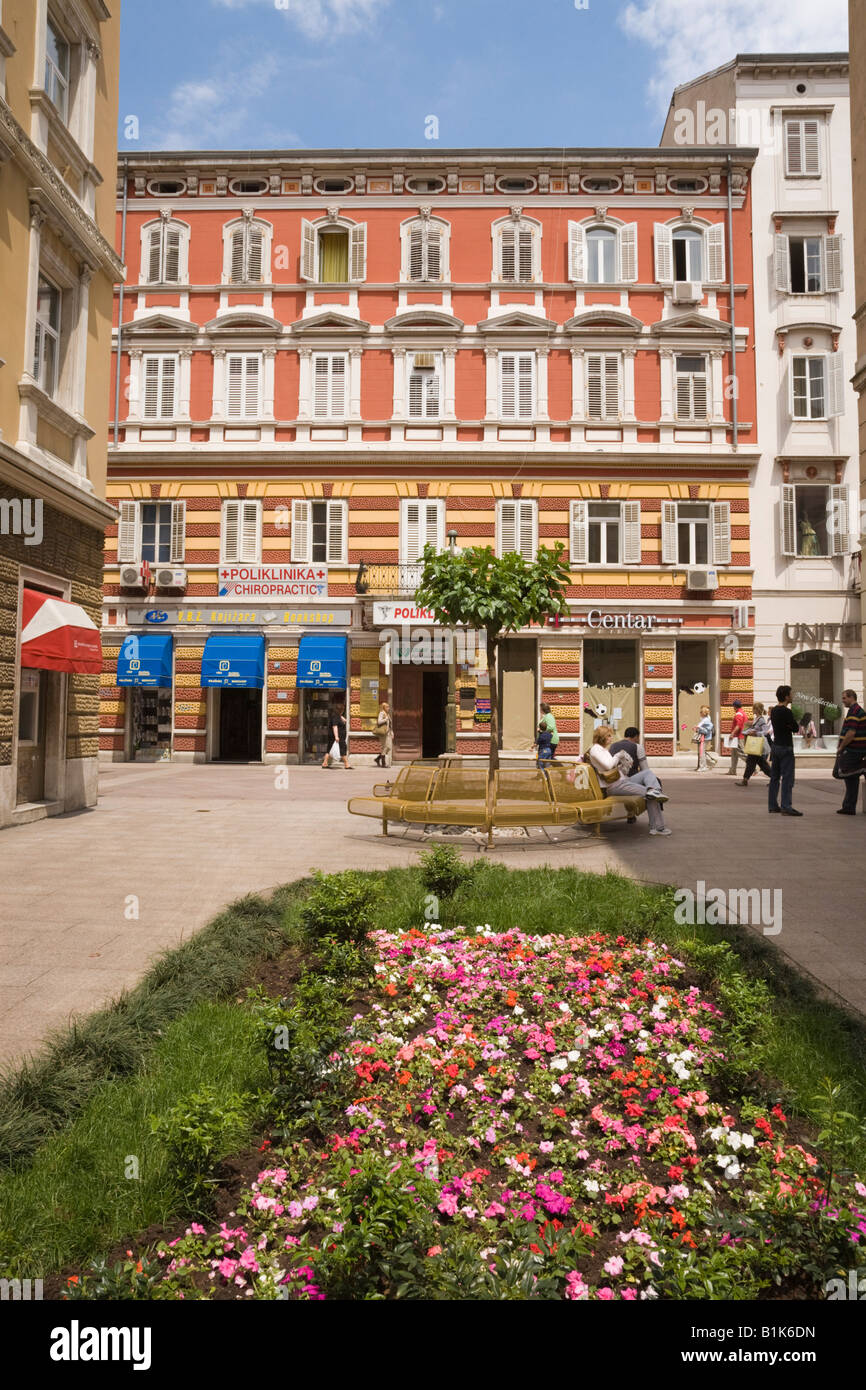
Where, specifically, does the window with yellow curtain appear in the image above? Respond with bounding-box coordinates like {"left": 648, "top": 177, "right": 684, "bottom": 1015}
{"left": 319, "top": 230, "right": 349, "bottom": 283}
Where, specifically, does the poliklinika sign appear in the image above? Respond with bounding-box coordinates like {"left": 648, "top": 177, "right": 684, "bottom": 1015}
{"left": 218, "top": 565, "right": 328, "bottom": 599}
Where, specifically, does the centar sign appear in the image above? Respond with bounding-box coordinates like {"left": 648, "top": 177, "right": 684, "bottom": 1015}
{"left": 586, "top": 610, "right": 658, "bottom": 630}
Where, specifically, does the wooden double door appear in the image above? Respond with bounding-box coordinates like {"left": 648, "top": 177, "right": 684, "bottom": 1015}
{"left": 392, "top": 666, "right": 447, "bottom": 760}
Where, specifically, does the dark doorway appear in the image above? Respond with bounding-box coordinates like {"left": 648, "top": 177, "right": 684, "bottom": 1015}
{"left": 393, "top": 666, "right": 422, "bottom": 759}
{"left": 217, "top": 688, "right": 262, "bottom": 761}
{"left": 422, "top": 669, "right": 447, "bottom": 758}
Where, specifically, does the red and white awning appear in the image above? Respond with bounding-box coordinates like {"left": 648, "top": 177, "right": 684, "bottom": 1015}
{"left": 20, "top": 587, "right": 102, "bottom": 674}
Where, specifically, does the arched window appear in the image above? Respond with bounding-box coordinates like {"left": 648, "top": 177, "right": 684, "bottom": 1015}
{"left": 672, "top": 227, "right": 704, "bottom": 281}
{"left": 654, "top": 220, "right": 725, "bottom": 285}
{"left": 222, "top": 215, "right": 272, "bottom": 285}
{"left": 402, "top": 216, "right": 449, "bottom": 282}
{"left": 300, "top": 217, "right": 367, "bottom": 284}
{"left": 141, "top": 216, "right": 189, "bottom": 284}
{"left": 568, "top": 220, "right": 637, "bottom": 283}
{"left": 586, "top": 227, "right": 617, "bottom": 284}
{"left": 492, "top": 216, "right": 540, "bottom": 283}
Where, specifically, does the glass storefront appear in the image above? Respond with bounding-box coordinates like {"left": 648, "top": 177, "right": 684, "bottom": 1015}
{"left": 581, "top": 639, "right": 639, "bottom": 750}
{"left": 132, "top": 687, "right": 173, "bottom": 760}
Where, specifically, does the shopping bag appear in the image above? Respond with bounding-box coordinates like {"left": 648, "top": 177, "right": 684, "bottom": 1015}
{"left": 743, "top": 735, "right": 764, "bottom": 757}
{"left": 328, "top": 739, "right": 340, "bottom": 760}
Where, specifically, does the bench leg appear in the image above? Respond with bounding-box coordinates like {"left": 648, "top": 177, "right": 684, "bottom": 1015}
{"left": 382, "top": 812, "right": 388, "bottom": 836}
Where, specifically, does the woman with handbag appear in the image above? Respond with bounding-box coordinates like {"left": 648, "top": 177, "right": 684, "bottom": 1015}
{"left": 586, "top": 725, "right": 671, "bottom": 835}
{"left": 737, "top": 702, "right": 773, "bottom": 786}
{"left": 374, "top": 701, "right": 392, "bottom": 768}
{"left": 322, "top": 698, "right": 352, "bottom": 770}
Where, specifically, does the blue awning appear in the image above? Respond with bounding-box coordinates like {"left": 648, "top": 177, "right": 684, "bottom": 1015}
{"left": 116, "top": 633, "right": 173, "bottom": 687}
{"left": 296, "top": 634, "right": 348, "bottom": 689}
{"left": 201, "top": 634, "right": 266, "bottom": 688}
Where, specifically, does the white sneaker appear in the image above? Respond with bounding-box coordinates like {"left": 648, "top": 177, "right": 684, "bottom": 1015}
{"left": 649, "top": 827, "right": 673, "bottom": 836}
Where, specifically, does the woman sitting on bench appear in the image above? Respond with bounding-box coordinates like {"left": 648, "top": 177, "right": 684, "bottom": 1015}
{"left": 585, "top": 725, "right": 672, "bottom": 837}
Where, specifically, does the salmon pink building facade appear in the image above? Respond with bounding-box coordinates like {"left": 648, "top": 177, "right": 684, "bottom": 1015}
{"left": 100, "top": 147, "right": 758, "bottom": 765}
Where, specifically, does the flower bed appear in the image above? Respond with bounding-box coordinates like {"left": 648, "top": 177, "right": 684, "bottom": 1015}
{"left": 65, "top": 926, "right": 866, "bottom": 1301}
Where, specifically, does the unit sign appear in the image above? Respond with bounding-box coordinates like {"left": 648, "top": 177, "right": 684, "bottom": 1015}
{"left": 218, "top": 566, "right": 328, "bottom": 599}
{"left": 128, "top": 608, "right": 351, "bottom": 627}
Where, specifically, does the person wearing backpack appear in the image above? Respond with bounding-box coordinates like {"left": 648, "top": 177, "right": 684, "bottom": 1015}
{"left": 693, "top": 705, "right": 717, "bottom": 771}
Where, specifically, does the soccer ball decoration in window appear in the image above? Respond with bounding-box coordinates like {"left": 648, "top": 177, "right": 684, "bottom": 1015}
{"left": 693, "top": 682, "right": 706, "bottom": 694}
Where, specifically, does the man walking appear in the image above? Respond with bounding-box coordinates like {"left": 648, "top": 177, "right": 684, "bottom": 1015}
{"left": 724, "top": 699, "right": 747, "bottom": 776}
{"left": 768, "top": 685, "right": 801, "bottom": 816}
{"left": 836, "top": 689, "right": 866, "bottom": 815}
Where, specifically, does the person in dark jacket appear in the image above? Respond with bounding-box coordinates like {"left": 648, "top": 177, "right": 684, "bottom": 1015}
{"left": 610, "top": 726, "right": 646, "bottom": 778}
{"left": 768, "top": 685, "right": 801, "bottom": 816}
{"left": 322, "top": 698, "right": 352, "bottom": 770}
{"left": 836, "top": 689, "right": 866, "bottom": 815}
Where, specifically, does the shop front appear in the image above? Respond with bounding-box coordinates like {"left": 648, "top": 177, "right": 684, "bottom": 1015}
{"left": 296, "top": 634, "right": 349, "bottom": 764}
{"left": 116, "top": 633, "right": 174, "bottom": 761}
{"left": 201, "top": 634, "right": 266, "bottom": 763}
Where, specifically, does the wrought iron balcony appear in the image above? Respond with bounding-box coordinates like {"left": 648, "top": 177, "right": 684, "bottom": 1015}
{"left": 355, "top": 560, "right": 423, "bottom": 597}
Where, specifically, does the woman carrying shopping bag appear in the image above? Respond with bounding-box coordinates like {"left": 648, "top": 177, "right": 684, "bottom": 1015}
{"left": 322, "top": 698, "right": 352, "bottom": 770}
{"left": 737, "top": 702, "right": 773, "bottom": 786}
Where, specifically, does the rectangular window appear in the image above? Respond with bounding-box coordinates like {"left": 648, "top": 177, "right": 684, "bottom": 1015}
{"left": 226, "top": 354, "right": 262, "bottom": 419}
{"left": 222, "top": 499, "right": 261, "bottom": 564}
{"left": 291, "top": 499, "right": 346, "bottom": 564}
{"left": 408, "top": 357, "right": 441, "bottom": 418}
{"left": 312, "top": 354, "right": 347, "bottom": 419}
{"left": 318, "top": 229, "right": 349, "bottom": 283}
{"left": 401, "top": 499, "right": 444, "bottom": 562}
{"left": 33, "top": 277, "right": 61, "bottom": 396}
{"left": 676, "top": 503, "right": 710, "bottom": 565}
{"left": 585, "top": 353, "right": 620, "bottom": 420}
{"left": 229, "top": 224, "right": 264, "bottom": 284}
{"left": 146, "top": 222, "right": 182, "bottom": 284}
{"left": 44, "top": 18, "right": 70, "bottom": 120}
{"left": 792, "top": 356, "right": 826, "bottom": 419}
{"left": 781, "top": 483, "right": 850, "bottom": 557}
{"left": 674, "top": 355, "right": 708, "bottom": 420}
{"left": 789, "top": 236, "right": 823, "bottom": 293}
{"left": 785, "top": 118, "right": 821, "bottom": 177}
{"left": 499, "top": 352, "right": 535, "bottom": 419}
{"left": 499, "top": 225, "right": 535, "bottom": 282}
{"left": 140, "top": 502, "right": 175, "bottom": 565}
{"left": 498, "top": 499, "right": 536, "bottom": 559}
{"left": 673, "top": 233, "right": 703, "bottom": 282}
{"left": 142, "top": 356, "right": 178, "bottom": 419}
{"left": 587, "top": 502, "right": 621, "bottom": 564}
{"left": 408, "top": 223, "right": 443, "bottom": 281}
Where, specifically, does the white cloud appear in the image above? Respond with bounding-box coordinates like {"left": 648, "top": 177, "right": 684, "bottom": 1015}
{"left": 619, "top": 0, "right": 848, "bottom": 114}
{"left": 212, "top": 0, "right": 392, "bottom": 41}
{"left": 151, "top": 56, "right": 301, "bottom": 149}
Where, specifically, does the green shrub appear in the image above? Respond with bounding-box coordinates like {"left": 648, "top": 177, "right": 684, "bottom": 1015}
{"left": 248, "top": 977, "right": 349, "bottom": 1133}
{"left": 150, "top": 1086, "right": 250, "bottom": 1208}
{"left": 299, "top": 871, "right": 379, "bottom": 944}
{"left": 419, "top": 844, "right": 473, "bottom": 903}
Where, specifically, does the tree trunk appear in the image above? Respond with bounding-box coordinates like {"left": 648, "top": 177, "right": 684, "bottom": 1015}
{"left": 487, "top": 633, "right": 499, "bottom": 780}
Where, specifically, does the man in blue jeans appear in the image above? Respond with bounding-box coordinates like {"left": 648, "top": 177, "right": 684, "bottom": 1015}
{"left": 768, "top": 684, "right": 802, "bottom": 817}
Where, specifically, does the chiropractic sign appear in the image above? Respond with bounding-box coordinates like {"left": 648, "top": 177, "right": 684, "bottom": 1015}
{"left": 218, "top": 565, "right": 328, "bottom": 599}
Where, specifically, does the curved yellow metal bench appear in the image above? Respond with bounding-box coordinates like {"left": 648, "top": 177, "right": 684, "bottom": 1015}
{"left": 348, "top": 761, "right": 646, "bottom": 841}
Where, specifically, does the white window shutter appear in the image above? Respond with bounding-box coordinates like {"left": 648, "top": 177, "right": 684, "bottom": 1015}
{"left": 785, "top": 121, "right": 803, "bottom": 175}
{"left": 426, "top": 370, "right": 440, "bottom": 418}
{"left": 164, "top": 227, "right": 181, "bottom": 282}
{"left": 248, "top": 227, "right": 264, "bottom": 282}
{"left": 330, "top": 355, "right": 346, "bottom": 417}
{"left": 160, "top": 357, "right": 176, "bottom": 417}
{"left": 824, "top": 235, "right": 843, "bottom": 292}
{"left": 230, "top": 228, "right": 245, "bottom": 283}
{"left": 426, "top": 225, "right": 442, "bottom": 281}
{"left": 326, "top": 500, "right": 345, "bottom": 563}
{"left": 244, "top": 355, "right": 260, "bottom": 416}
{"left": 621, "top": 500, "right": 641, "bottom": 565}
{"left": 240, "top": 501, "right": 259, "bottom": 561}
{"left": 349, "top": 223, "right": 367, "bottom": 282}
{"left": 711, "top": 501, "right": 731, "bottom": 565}
{"left": 499, "top": 225, "right": 515, "bottom": 281}
{"left": 517, "top": 354, "right": 534, "bottom": 418}
{"left": 403, "top": 500, "right": 421, "bottom": 561}
{"left": 222, "top": 500, "right": 240, "bottom": 563}
{"left": 499, "top": 500, "right": 517, "bottom": 555}
{"left": 586, "top": 354, "right": 603, "bottom": 419}
{"left": 517, "top": 228, "right": 534, "bottom": 282}
{"left": 692, "top": 367, "right": 708, "bottom": 419}
{"left": 675, "top": 371, "right": 692, "bottom": 420}
{"left": 499, "top": 354, "right": 516, "bottom": 417}
{"left": 618, "top": 223, "right": 638, "bottom": 283}
{"left": 774, "top": 234, "right": 790, "bottom": 293}
{"left": 661, "top": 501, "right": 678, "bottom": 563}
{"left": 423, "top": 500, "right": 442, "bottom": 550}
{"left": 705, "top": 223, "right": 725, "bottom": 284}
{"left": 518, "top": 500, "right": 535, "bottom": 559}
{"left": 570, "top": 500, "right": 588, "bottom": 564}
{"left": 604, "top": 354, "right": 620, "bottom": 419}
{"left": 568, "top": 221, "right": 586, "bottom": 282}
{"left": 292, "top": 499, "right": 311, "bottom": 562}
{"left": 829, "top": 484, "right": 850, "bottom": 555}
{"left": 143, "top": 358, "right": 160, "bottom": 418}
{"left": 780, "top": 485, "right": 797, "bottom": 556}
{"left": 300, "top": 219, "right": 316, "bottom": 281}
{"left": 408, "top": 371, "right": 423, "bottom": 418}
{"left": 802, "top": 120, "right": 820, "bottom": 174}
{"left": 654, "top": 223, "right": 673, "bottom": 284}
{"left": 827, "top": 353, "right": 845, "bottom": 417}
{"left": 170, "top": 500, "right": 186, "bottom": 563}
{"left": 408, "top": 225, "right": 424, "bottom": 281}
{"left": 226, "top": 355, "right": 243, "bottom": 417}
{"left": 146, "top": 226, "right": 162, "bottom": 282}
{"left": 117, "top": 501, "right": 138, "bottom": 562}
{"left": 313, "top": 357, "right": 330, "bottom": 418}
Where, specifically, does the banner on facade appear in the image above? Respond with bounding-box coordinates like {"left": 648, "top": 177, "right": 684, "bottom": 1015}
{"left": 128, "top": 607, "right": 351, "bottom": 627}
{"left": 218, "top": 566, "right": 328, "bottom": 599}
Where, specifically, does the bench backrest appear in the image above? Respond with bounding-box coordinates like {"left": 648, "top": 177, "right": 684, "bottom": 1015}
{"left": 493, "top": 769, "right": 554, "bottom": 805}
{"left": 435, "top": 768, "right": 490, "bottom": 802}
{"left": 545, "top": 763, "right": 603, "bottom": 804}
{"left": 395, "top": 765, "right": 440, "bottom": 802}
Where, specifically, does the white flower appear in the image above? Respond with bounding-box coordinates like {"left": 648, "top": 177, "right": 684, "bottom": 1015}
{"left": 567, "top": 1051, "right": 581, "bottom": 1063}
{"left": 558, "top": 1002, "right": 571, "bottom": 1013}
{"left": 584, "top": 1180, "right": 600, "bottom": 1194}
{"left": 513, "top": 1005, "right": 524, "bottom": 1016}
{"left": 551, "top": 1057, "right": 568, "bottom": 1071}
{"left": 551, "top": 1083, "right": 562, "bottom": 1096}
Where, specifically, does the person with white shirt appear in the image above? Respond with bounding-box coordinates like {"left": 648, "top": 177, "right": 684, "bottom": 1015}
{"left": 585, "top": 725, "right": 672, "bottom": 836}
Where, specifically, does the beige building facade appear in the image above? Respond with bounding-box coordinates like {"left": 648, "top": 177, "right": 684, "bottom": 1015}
{"left": 0, "top": 0, "right": 123, "bottom": 826}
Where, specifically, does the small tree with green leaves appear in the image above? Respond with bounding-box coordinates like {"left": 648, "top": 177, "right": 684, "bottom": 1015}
{"left": 414, "top": 543, "right": 570, "bottom": 778}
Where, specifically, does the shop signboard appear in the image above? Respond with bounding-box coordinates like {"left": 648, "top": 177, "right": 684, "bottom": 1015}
{"left": 474, "top": 696, "right": 491, "bottom": 725}
{"left": 218, "top": 566, "right": 328, "bottom": 599}
{"left": 128, "top": 608, "right": 352, "bottom": 627}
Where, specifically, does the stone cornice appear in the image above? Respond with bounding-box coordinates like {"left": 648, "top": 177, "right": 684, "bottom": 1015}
{"left": 0, "top": 440, "right": 117, "bottom": 530}
{"left": 0, "top": 97, "right": 123, "bottom": 280}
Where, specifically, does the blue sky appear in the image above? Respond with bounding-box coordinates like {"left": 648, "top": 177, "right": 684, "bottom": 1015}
{"left": 118, "top": 0, "right": 848, "bottom": 153}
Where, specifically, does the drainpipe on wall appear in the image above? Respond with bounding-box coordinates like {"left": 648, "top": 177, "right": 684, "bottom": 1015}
{"left": 726, "top": 153, "right": 738, "bottom": 451}
{"left": 113, "top": 157, "right": 129, "bottom": 447}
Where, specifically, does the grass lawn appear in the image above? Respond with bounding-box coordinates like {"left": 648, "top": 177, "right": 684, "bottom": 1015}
{"left": 1, "top": 860, "right": 864, "bottom": 1299}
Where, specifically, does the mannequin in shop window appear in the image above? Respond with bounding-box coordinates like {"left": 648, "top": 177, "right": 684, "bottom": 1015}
{"left": 799, "top": 514, "right": 820, "bottom": 556}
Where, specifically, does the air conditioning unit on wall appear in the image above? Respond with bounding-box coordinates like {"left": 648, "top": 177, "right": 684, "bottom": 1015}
{"left": 120, "top": 564, "right": 147, "bottom": 590}
{"left": 686, "top": 567, "right": 718, "bottom": 592}
{"left": 672, "top": 281, "right": 702, "bottom": 304}
{"left": 154, "top": 567, "right": 187, "bottom": 591}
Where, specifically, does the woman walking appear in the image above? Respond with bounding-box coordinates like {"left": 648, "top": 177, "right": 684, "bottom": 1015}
{"left": 693, "top": 705, "right": 718, "bottom": 771}
{"left": 374, "top": 700, "right": 392, "bottom": 768}
{"left": 586, "top": 724, "right": 671, "bottom": 835}
{"left": 736, "top": 702, "right": 773, "bottom": 786}
{"left": 322, "top": 697, "right": 352, "bottom": 770}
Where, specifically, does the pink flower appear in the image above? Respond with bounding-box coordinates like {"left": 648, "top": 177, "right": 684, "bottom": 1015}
{"left": 597, "top": 1286, "right": 615, "bottom": 1300}
{"left": 603, "top": 1256, "right": 624, "bottom": 1276}
{"left": 217, "top": 1258, "right": 238, "bottom": 1279}
{"left": 539, "top": 1141, "right": 554, "bottom": 1154}
{"left": 438, "top": 1192, "right": 459, "bottom": 1216}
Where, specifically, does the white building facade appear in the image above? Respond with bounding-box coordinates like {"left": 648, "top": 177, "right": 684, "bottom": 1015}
{"left": 664, "top": 53, "right": 862, "bottom": 743}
